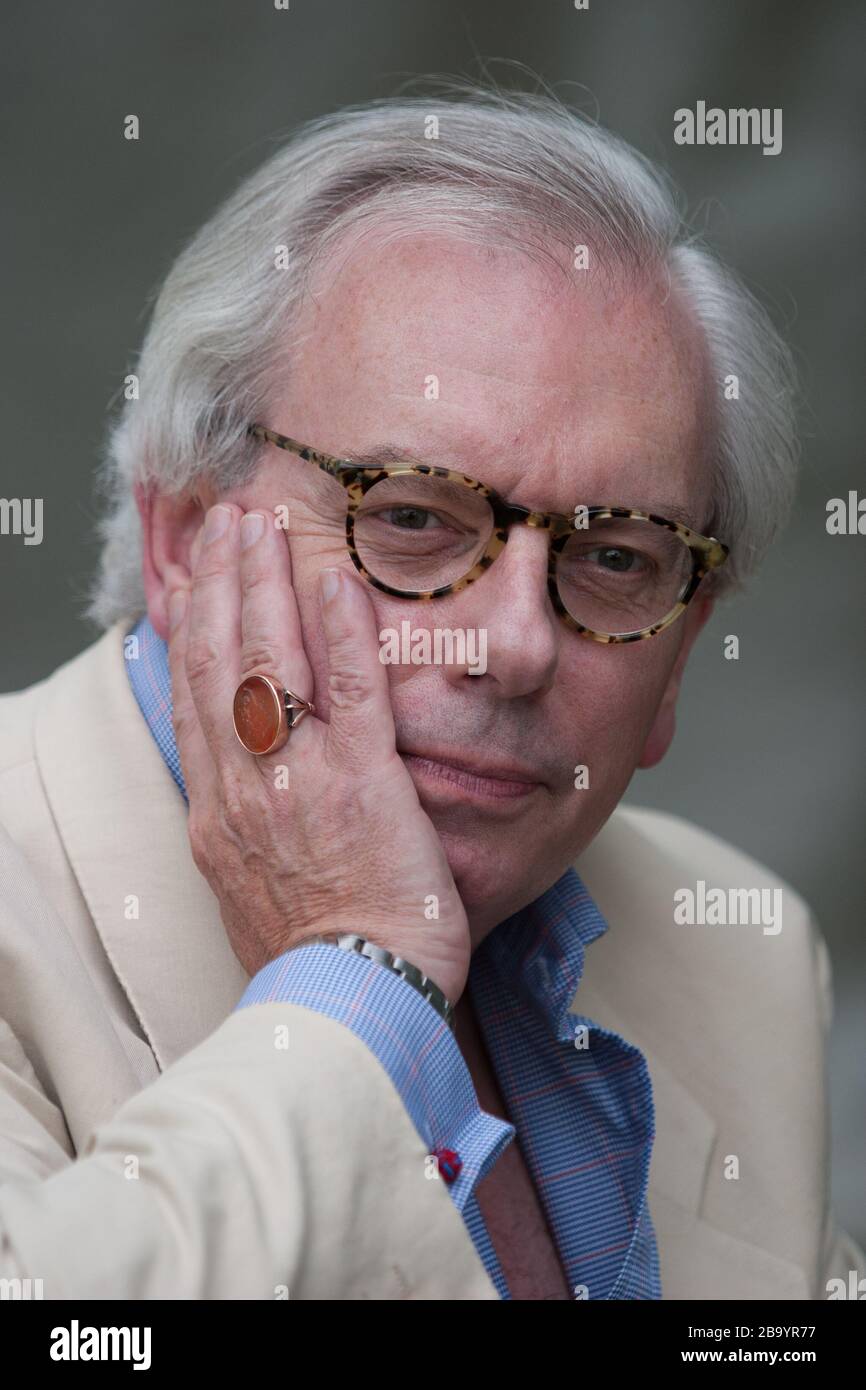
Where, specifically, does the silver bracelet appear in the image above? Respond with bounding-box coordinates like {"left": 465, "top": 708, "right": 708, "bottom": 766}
{"left": 305, "top": 933, "right": 456, "bottom": 1033}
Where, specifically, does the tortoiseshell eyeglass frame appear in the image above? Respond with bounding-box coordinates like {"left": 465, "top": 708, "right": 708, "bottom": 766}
{"left": 248, "top": 424, "right": 730, "bottom": 644}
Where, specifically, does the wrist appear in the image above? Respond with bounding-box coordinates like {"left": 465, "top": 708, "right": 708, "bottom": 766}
{"left": 294, "top": 932, "right": 458, "bottom": 1032}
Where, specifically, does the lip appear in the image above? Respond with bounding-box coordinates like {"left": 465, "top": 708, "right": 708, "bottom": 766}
{"left": 398, "top": 745, "right": 544, "bottom": 801}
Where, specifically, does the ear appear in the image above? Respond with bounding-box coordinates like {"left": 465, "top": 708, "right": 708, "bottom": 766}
{"left": 136, "top": 483, "right": 208, "bottom": 640}
{"left": 638, "top": 596, "right": 715, "bottom": 769}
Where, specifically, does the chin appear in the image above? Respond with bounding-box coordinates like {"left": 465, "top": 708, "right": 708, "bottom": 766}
{"left": 434, "top": 823, "right": 525, "bottom": 935}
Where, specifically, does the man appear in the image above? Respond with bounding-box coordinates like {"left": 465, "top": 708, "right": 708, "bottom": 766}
{"left": 0, "top": 84, "right": 860, "bottom": 1300}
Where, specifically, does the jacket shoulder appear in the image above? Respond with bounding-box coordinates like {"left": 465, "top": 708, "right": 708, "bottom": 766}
{"left": 579, "top": 802, "right": 830, "bottom": 1034}
{"left": 0, "top": 679, "right": 47, "bottom": 779}
{"left": 0, "top": 627, "right": 122, "bottom": 779}
{"left": 603, "top": 802, "right": 813, "bottom": 928}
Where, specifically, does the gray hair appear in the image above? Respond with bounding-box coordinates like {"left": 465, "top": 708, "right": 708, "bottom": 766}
{"left": 86, "top": 80, "right": 798, "bottom": 628}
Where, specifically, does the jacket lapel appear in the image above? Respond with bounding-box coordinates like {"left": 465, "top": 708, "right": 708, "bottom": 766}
{"left": 575, "top": 811, "right": 812, "bottom": 1299}
{"left": 34, "top": 621, "right": 248, "bottom": 1072}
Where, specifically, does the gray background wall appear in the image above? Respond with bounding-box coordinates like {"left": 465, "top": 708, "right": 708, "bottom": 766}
{"left": 1, "top": 1, "right": 863, "bottom": 1249}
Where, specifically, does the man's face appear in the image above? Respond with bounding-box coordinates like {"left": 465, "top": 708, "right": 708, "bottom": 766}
{"left": 156, "top": 231, "right": 716, "bottom": 937}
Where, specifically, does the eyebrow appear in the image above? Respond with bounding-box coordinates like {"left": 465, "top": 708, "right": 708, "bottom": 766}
{"left": 341, "top": 441, "right": 704, "bottom": 531}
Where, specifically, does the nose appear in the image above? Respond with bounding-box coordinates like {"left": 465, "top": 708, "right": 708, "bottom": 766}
{"left": 441, "top": 526, "right": 560, "bottom": 699}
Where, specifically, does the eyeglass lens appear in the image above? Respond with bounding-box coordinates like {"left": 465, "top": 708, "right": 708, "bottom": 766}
{"left": 353, "top": 473, "right": 693, "bottom": 635}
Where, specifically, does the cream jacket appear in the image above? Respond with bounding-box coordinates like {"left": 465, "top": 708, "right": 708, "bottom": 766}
{"left": 0, "top": 623, "right": 861, "bottom": 1298}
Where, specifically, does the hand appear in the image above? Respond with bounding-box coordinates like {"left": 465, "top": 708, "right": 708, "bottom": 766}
{"left": 166, "top": 503, "right": 471, "bottom": 1007}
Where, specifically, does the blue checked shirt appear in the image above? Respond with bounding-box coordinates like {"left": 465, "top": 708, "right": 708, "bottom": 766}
{"left": 125, "top": 614, "right": 661, "bottom": 1299}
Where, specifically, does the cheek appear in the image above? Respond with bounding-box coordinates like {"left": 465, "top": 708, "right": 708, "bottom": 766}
{"left": 560, "top": 640, "right": 679, "bottom": 769}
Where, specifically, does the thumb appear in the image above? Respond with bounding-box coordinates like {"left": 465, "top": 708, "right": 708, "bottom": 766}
{"left": 318, "top": 566, "right": 398, "bottom": 773}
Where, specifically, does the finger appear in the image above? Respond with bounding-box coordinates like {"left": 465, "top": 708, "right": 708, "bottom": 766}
{"left": 318, "top": 566, "right": 399, "bottom": 773}
{"left": 185, "top": 503, "right": 245, "bottom": 763}
{"left": 238, "top": 509, "right": 314, "bottom": 704}
{"left": 165, "top": 585, "right": 218, "bottom": 801}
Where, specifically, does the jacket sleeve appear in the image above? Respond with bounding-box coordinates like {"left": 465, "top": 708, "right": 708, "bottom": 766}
{"left": 0, "top": 830, "right": 497, "bottom": 1300}
{"left": 235, "top": 944, "right": 515, "bottom": 1217}
{"left": 0, "top": 1000, "right": 499, "bottom": 1299}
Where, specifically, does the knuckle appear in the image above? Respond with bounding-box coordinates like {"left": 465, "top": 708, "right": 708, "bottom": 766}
{"left": 241, "top": 561, "right": 271, "bottom": 594}
{"left": 186, "top": 814, "right": 211, "bottom": 872}
{"left": 193, "top": 547, "right": 232, "bottom": 584}
{"left": 221, "top": 796, "right": 244, "bottom": 841}
{"left": 171, "top": 704, "right": 198, "bottom": 746}
{"left": 240, "top": 640, "right": 282, "bottom": 679}
{"left": 328, "top": 665, "right": 374, "bottom": 711}
{"left": 185, "top": 634, "right": 222, "bottom": 686}
{"left": 218, "top": 767, "right": 252, "bottom": 838}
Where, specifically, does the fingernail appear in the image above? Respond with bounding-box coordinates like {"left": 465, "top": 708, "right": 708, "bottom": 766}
{"left": 203, "top": 505, "right": 231, "bottom": 543}
{"left": 168, "top": 589, "right": 187, "bottom": 630}
{"left": 319, "top": 567, "right": 341, "bottom": 604}
{"left": 240, "top": 512, "right": 265, "bottom": 549}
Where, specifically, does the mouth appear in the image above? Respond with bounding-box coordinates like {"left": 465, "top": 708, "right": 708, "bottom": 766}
{"left": 397, "top": 745, "right": 544, "bottom": 802}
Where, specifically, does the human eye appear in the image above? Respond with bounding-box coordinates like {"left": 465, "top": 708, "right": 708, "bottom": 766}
{"left": 564, "top": 541, "right": 655, "bottom": 578}
{"left": 583, "top": 544, "right": 650, "bottom": 574}
{"left": 375, "top": 504, "right": 448, "bottom": 531}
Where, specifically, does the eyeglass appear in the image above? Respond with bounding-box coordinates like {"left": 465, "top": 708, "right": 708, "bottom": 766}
{"left": 248, "top": 424, "right": 729, "bottom": 643}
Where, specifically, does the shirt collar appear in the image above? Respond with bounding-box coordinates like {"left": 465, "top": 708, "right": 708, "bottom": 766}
{"left": 476, "top": 867, "right": 608, "bottom": 1043}
{"left": 125, "top": 612, "right": 609, "bottom": 1038}
{"left": 125, "top": 614, "right": 187, "bottom": 801}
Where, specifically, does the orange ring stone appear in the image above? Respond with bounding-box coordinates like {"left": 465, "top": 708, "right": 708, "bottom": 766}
{"left": 233, "top": 675, "right": 285, "bottom": 755}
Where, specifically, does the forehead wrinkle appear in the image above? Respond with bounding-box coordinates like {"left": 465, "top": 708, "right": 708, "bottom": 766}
{"left": 386, "top": 346, "right": 703, "bottom": 439}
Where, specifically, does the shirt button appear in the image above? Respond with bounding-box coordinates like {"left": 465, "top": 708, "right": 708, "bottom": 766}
{"left": 432, "top": 1147, "right": 463, "bottom": 1183}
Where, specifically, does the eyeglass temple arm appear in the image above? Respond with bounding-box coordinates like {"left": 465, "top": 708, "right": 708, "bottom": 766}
{"left": 695, "top": 537, "right": 729, "bottom": 568}
{"left": 247, "top": 424, "right": 355, "bottom": 483}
